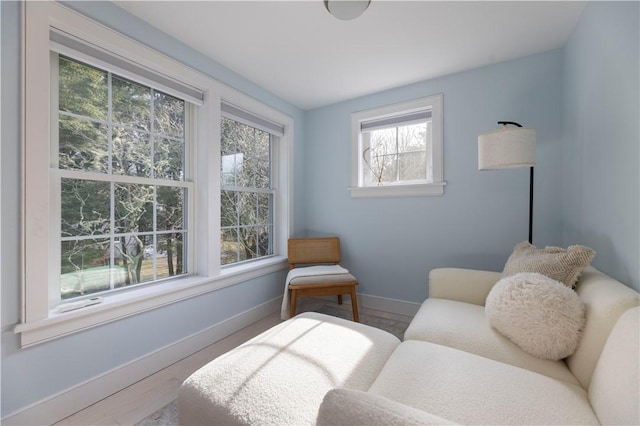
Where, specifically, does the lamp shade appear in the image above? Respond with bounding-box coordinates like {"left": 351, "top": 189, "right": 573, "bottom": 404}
{"left": 478, "top": 127, "right": 536, "bottom": 170}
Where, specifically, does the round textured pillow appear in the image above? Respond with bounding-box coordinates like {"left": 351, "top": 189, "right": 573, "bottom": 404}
{"left": 485, "top": 272, "right": 586, "bottom": 360}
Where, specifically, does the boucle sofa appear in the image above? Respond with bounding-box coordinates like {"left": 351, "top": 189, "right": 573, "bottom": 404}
{"left": 179, "top": 266, "right": 640, "bottom": 425}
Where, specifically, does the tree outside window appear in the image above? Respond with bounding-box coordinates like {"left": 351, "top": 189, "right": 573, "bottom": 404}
{"left": 57, "top": 56, "right": 188, "bottom": 299}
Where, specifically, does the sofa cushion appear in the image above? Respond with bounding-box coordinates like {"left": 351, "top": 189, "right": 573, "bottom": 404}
{"left": 567, "top": 267, "right": 640, "bottom": 388}
{"left": 502, "top": 241, "right": 595, "bottom": 287}
{"left": 368, "top": 340, "right": 600, "bottom": 425}
{"left": 178, "top": 312, "right": 400, "bottom": 426}
{"left": 404, "top": 298, "right": 579, "bottom": 384}
{"left": 317, "top": 388, "right": 455, "bottom": 426}
{"left": 588, "top": 307, "right": 640, "bottom": 425}
{"left": 485, "top": 272, "right": 586, "bottom": 360}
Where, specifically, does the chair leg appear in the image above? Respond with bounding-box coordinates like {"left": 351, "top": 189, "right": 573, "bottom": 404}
{"left": 350, "top": 287, "right": 359, "bottom": 322}
{"left": 337, "top": 294, "right": 343, "bottom": 305}
{"left": 289, "top": 289, "right": 297, "bottom": 318}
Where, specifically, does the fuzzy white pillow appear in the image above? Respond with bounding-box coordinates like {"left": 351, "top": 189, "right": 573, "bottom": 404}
{"left": 485, "top": 272, "right": 586, "bottom": 360}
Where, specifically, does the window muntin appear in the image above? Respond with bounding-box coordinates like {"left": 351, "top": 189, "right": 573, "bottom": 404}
{"left": 55, "top": 55, "right": 189, "bottom": 300}
{"left": 351, "top": 94, "right": 444, "bottom": 197}
{"left": 362, "top": 121, "right": 432, "bottom": 186}
{"left": 220, "top": 117, "right": 275, "bottom": 265}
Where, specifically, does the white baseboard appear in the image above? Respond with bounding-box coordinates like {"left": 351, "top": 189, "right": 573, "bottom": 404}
{"left": 312, "top": 293, "right": 421, "bottom": 317}
{"left": 358, "top": 293, "right": 422, "bottom": 317}
{"left": 2, "top": 297, "right": 282, "bottom": 426}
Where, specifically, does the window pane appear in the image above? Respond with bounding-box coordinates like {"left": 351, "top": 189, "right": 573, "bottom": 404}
{"left": 60, "top": 238, "right": 112, "bottom": 299}
{"left": 114, "top": 183, "right": 154, "bottom": 233}
{"left": 112, "top": 76, "right": 151, "bottom": 130}
{"left": 114, "top": 235, "right": 147, "bottom": 286}
{"left": 256, "top": 226, "right": 272, "bottom": 257}
{"left": 154, "top": 136, "right": 184, "bottom": 181}
{"left": 221, "top": 152, "right": 242, "bottom": 186}
{"left": 257, "top": 193, "right": 271, "bottom": 225}
{"left": 238, "top": 192, "right": 260, "bottom": 227}
{"left": 156, "top": 233, "right": 185, "bottom": 278}
{"left": 220, "top": 116, "right": 275, "bottom": 265}
{"left": 59, "top": 56, "right": 107, "bottom": 120}
{"left": 398, "top": 123, "right": 427, "bottom": 153}
{"left": 365, "top": 153, "right": 396, "bottom": 185}
{"left": 157, "top": 186, "right": 185, "bottom": 231}
{"left": 221, "top": 190, "right": 237, "bottom": 227}
{"left": 399, "top": 151, "right": 427, "bottom": 181}
{"left": 112, "top": 126, "right": 151, "bottom": 177}
{"left": 154, "top": 92, "right": 184, "bottom": 138}
{"left": 221, "top": 228, "right": 239, "bottom": 265}
{"left": 370, "top": 128, "right": 397, "bottom": 153}
{"left": 61, "top": 178, "right": 110, "bottom": 237}
{"left": 59, "top": 115, "right": 108, "bottom": 172}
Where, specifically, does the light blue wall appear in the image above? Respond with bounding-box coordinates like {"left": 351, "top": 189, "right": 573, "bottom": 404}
{"left": 2, "top": 0, "right": 638, "bottom": 419}
{"left": 1, "top": 1, "right": 304, "bottom": 417}
{"left": 562, "top": 1, "right": 639, "bottom": 291}
{"left": 303, "top": 50, "right": 565, "bottom": 302}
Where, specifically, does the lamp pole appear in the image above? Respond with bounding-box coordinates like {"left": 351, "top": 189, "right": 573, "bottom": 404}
{"left": 497, "top": 121, "right": 534, "bottom": 244}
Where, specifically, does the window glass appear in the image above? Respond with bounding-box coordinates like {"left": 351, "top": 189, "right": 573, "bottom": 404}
{"left": 220, "top": 117, "right": 274, "bottom": 265}
{"left": 57, "top": 55, "right": 188, "bottom": 299}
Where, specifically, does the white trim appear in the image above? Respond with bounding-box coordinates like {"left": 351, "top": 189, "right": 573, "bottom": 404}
{"left": 349, "top": 181, "right": 446, "bottom": 198}
{"left": 350, "top": 94, "right": 444, "bottom": 197}
{"left": 15, "top": 257, "right": 288, "bottom": 347}
{"left": 19, "top": 1, "right": 294, "bottom": 346}
{"left": 357, "top": 293, "right": 422, "bottom": 317}
{"left": 4, "top": 297, "right": 283, "bottom": 425}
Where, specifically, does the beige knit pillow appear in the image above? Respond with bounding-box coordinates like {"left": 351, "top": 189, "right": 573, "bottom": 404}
{"left": 502, "top": 241, "right": 595, "bottom": 288}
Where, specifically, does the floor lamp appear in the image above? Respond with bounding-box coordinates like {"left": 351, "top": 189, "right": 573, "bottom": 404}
{"left": 478, "top": 121, "right": 536, "bottom": 244}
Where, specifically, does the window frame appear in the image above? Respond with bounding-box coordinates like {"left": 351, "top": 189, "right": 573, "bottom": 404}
{"left": 17, "top": 2, "right": 293, "bottom": 347}
{"left": 350, "top": 94, "right": 445, "bottom": 198}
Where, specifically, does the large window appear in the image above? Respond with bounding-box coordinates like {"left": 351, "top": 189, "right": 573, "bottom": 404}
{"left": 56, "top": 55, "right": 190, "bottom": 299}
{"left": 18, "top": 2, "right": 292, "bottom": 347}
{"left": 350, "top": 94, "right": 445, "bottom": 197}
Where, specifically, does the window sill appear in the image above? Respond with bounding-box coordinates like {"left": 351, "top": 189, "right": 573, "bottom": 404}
{"left": 14, "top": 256, "right": 289, "bottom": 347}
{"left": 349, "top": 181, "right": 446, "bottom": 198}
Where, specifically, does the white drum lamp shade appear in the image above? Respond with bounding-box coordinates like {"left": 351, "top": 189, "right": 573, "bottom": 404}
{"left": 478, "top": 127, "right": 536, "bottom": 170}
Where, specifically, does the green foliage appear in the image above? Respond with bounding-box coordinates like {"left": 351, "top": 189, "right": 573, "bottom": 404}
{"left": 58, "top": 55, "right": 187, "bottom": 297}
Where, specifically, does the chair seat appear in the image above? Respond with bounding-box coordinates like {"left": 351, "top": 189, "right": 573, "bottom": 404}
{"left": 289, "top": 273, "right": 357, "bottom": 287}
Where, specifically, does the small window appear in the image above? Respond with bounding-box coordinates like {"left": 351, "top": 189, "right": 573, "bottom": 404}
{"left": 350, "top": 94, "right": 444, "bottom": 198}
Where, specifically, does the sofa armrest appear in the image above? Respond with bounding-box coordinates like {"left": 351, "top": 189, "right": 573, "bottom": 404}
{"left": 317, "top": 388, "right": 455, "bottom": 426}
{"left": 429, "top": 268, "right": 501, "bottom": 306}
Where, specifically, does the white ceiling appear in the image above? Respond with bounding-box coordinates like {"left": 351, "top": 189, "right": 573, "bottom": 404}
{"left": 114, "top": 1, "right": 586, "bottom": 111}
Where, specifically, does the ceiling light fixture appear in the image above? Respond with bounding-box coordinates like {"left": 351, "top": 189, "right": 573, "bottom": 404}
{"left": 324, "top": 0, "right": 371, "bottom": 21}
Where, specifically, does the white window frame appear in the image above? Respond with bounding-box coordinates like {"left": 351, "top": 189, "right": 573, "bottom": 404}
{"left": 16, "top": 2, "right": 293, "bottom": 347}
{"left": 350, "top": 94, "right": 445, "bottom": 198}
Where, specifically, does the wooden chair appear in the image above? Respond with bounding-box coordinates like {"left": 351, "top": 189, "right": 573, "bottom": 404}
{"left": 287, "top": 237, "right": 359, "bottom": 322}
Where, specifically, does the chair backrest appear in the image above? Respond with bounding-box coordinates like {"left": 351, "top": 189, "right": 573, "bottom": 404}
{"left": 288, "top": 237, "right": 341, "bottom": 269}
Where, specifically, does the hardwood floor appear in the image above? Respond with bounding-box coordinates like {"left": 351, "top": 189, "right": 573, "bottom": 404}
{"left": 55, "top": 312, "right": 282, "bottom": 425}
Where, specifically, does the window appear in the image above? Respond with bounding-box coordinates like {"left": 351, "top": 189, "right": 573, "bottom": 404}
{"left": 18, "top": 2, "right": 292, "bottom": 347}
{"left": 55, "top": 55, "right": 190, "bottom": 299}
{"left": 350, "top": 94, "right": 445, "bottom": 197}
{"left": 220, "top": 117, "right": 274, "bottom": 265}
